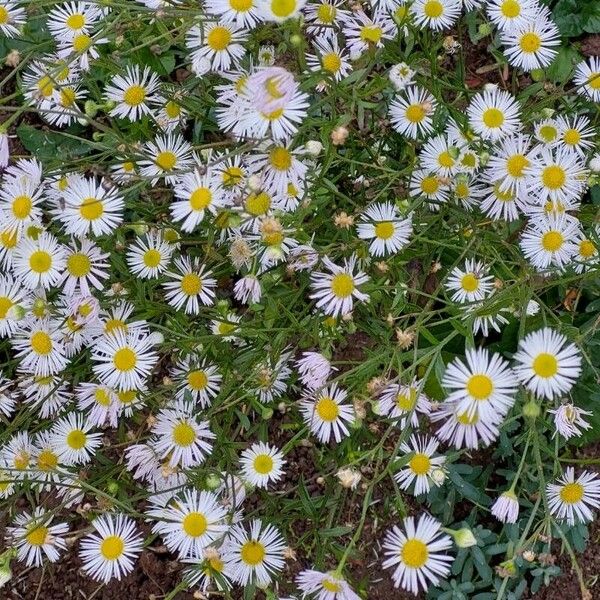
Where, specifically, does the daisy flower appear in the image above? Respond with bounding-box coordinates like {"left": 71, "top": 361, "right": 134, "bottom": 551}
{"left": 395, "top": 434, "right": 445, "bottom": 496}
{"left": 240, "top": 442, "right": 286, "bottom": 488}
{"left": 343, "top": 11, "right": 394, "bottom": 60}
{"left": 31, "top": 431, "right": 63, "bottom": 489}
{"left": 140, "top": 133, "right": 194, "bottom": 185}
{"left": 519, "top": 214, "right": 580, "bottom": 270}
{"left": 50, "top": 412, "right": 103, "bottom": 465}
{"left": 491, "top": 490, "right": 520, "bottom": 523}
{"left": 151, "top": 407, "right": 215, "bottom": 468}
{"left": 442, "top": 347, "right": 518, "bottom": 422}
{"left": 305, "top": 0, "right": 349, "bottom": 35}
{"left": 46, "top": 1, "right": 101, "bottom": 41}
{"left": 555, "top": 114, "right": 595, "bottom": 157}
{"left": 7, "top": 508, "right": 68, "bottom": 567}
{"left": 251, "top": 350, "right": 292, "bottom": 402}
{"left": 573, "top": 233, "right": 599, "bottom": 274}
{"left": 92, "top": 330, "right": 159, "bottom": 391}
{"left": 187, "top": 21, "right": 247, "bottom": 76}
{"left": 19, "top": 374, "right": 72, "bottom": 417}
{"left": 150, "top": 489, "right": 228, "bottom": 558}
{"left": 0, "top": 431, "right": 34, "bottom": 479}
{"left": 126, "top": 232, "right": 174, "bottom": 279}
{"left": 57, "top": 30, "right": 109, "bottom": 71}
{"left": 0, "top": 274, "right": 29, "bottom": 338}
{"left": 163, "top": 256, "right": 217, "bottom": 314}
{"left": 12, "top": 318, "right": 68, "bottom": 377}
{"left": 60, "top": 237, "right": 110, "bottom": 296}
{"left": 525, "top": 147, "right": 588, "bottom": 203}
{"left": 296, "top": 569, "right": 361, "bottom": 600}
{"left": 172, "top": 355, "right": 222, "bottom": 407}
{"left": 104, "top": 64, "right": 161, "bottom": 121}
{"left": 76, "top": 382, "right": 119, "bottom": 427}
{"left": 182, "top": 547, "right": 233, "bottom": 593}
{"left": 378, "top": 381, "right": 431, "bottom": 428}
{"left": 306, "top": 37, "right": 352, "bottom": 86}
{"left": 0, "top": 374, "right": 15, "bottom": 418}
{"left": 171, "top": 171, "right": 225, "bottom": 232}
{"left": 501, "top": 10, "right": 560, "bottom": 72}
{"left": 409, "top": 170, "right": 450, "bottom": 210}
{"left": 410, "top": 0, "right": 462, "bottom": 31}
{"left": 485, "top": 134, "right": 532, "bottom": 198}
{"left": 221, "top": 519, "right": 286, "bottom": 586}
{"left": 419, "top": 135, "right": 461, "bottom": 177}
{"left": 444, "top": 259, "right": 495, "bottom": 304}
{"left": 211, "top": 312, "right": 242, "bottom": 342}
{"left": 480, "top": 180, "right": 522, "bottom": 221}
{"left": 204, "top": 0, "right": 263, "bottom": 28}
{"left": 0, "top": 0, "right": 26, "bottom": 38}
{"left": 310, "top": 255, "right": 369, "bottom": 318}
{"left": 382, "top": 514, "right": 453, "bottom": 595}
{"left": 0, "top": 175, "right": 44, "bottom": 234}
{"left": 547, "top": 467, "right": 600, "bottom": 525}
{"left": 486, "top": 0, "right": 537, "bottom": 32}
{"left": 59, "top": 175, "right": 125, "bottom": 237}
{"left": 12, "top": 232, "right": 66, "bottom": 290}
{"left": 513, "top": 327, "right": 582, "bottom": 400}
{"left": 388, "top": 62, "right": 416, "bottom": 91}
{"left": 295, "top": 351, "right": 334, "bottom": 391}
{"left": 356, "top": 203, "right": 412, "bottom": 257}
{"left": 573, "top": 56, "right": 600, "bottom": 102}
{"left": 549, "top": 403, "right": 592, "bottom": 440}
{"left": 389, "top": 86, "right": 437, "bottom": 139}
{"left": 299, "top": 383, "right": 355, "bottom": 443}
{"left": 79, "top": 514, "right": 144, "bottom": 583}
{"left": 258, "top": 0, "right": 306, "bottom": 22}
{"left": 466, "top": 88, "right": 521, "bottom": 141}
{"left": 234, "top": 275, "right": 262, "bottom": 304}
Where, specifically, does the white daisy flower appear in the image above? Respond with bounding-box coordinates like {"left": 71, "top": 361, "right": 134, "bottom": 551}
{"left": 485, "top": 134, "right": 532, "bottom": 199}
{"left": 12, "top": 318, "right": 68, "bottom": 377}
{"left": 486, "top": 0, "right": 537, "bottom": 32}
{"left": 0, "top": 274, "right": 29, "bottom": 338}
{"left": 299, "top": 383, "right": 355, "bottom": 443}
{"left": 126, "top": 232, "right": 174, "bottom": 279}
{"left": 182, "top": 547, "right": 233, "bottom": 593}
{"left": 221, "top": 519, "right": 285, "bottom": 586}
{"left": 310, "top": 255, "right": 369, "bottom": 318}
{"left": 389, "top": 86, "right": 437, "bottom": 139}
{"left": 356, "top": 202, "right": 412, "bottom": 257}
{"left": 76, "top": 382, "right": 119, "bottom": 427}
{"left": 187, "top": 21, "right": 247, "bottom": 75}
{"left": 46, "top": 1, "right": 101, "bottom": 41}
{"left": 59, "top": 175, "right": 125, "bottom": 237}
{"left": 251, "top": 350, "right": 292, "bottom": 403}
{"left": 0, "top": 0, "right": 26, "bottom": 37}
{"left": 555, "top": 114, "right": 595, "bottom": 157}
{"left": 31, "top": 431, "right": 63, "bottom": 490}
{"left": 149, "top": 489, "right": 228, "bottom": 559}
{"left": 105, "top": 64, "right": 161, "bottom": 121}
{"left": 306, "top": 37, "right": 352, "bottom": 86}
{"left": 79, "top": 514, "right": 144, "bottom": 583}
{"left": 210, "top": 312, "right": 242, "bottom": 342}
{"left": 6, "top": 508, "right": 68, "bottom": 567}
{"left": 140, "top": 133, "right": 194, "bottom": 185}
{"left": 547, "top": 467, "right": 600, "bottom": 525}
{"left": 573, "top": 233, "right": 599, "bottom": 274}
{"left": 151, "top": 407, "right": 215, "bottom": 468}
{"left": 573, "top": 56, "right": 600, "bottom": 102}
{"left": 491, "top": 490, "right": 520, "bottom": 523}
{"left": 388, "top": 62, "right": 416, "bottom": 91}
{"left": 172, "top": 355, "right": 222, "bottom": 407}
{"left": 204, "top": 0, "right": 263, "bottom": 28}
{"left": 163, "top": 256, "right": 217, "bottom": 314}
{"left": 378, "top": 381, "right": 431, "bottom": 428}
{"left": 342, "top": 11, "right": 394, "bottom": 59}
{"left": 444, "top": 259, "right": 495, "bottom": 304}
{"left": 19, "top": 374, "right": 72, "bottom": 417}
{"left": 305, "top": 0, "right": 349, "bottom": 36}
{"left": 0, "top": 431, "right": 34, "bottom": 480}
{"left": 410, "top": 0, "right": 461, "bottom": 31}
{"left": 258, "top": 0, "right": 306, "bottom": 22}
{"left": 0, "top": 175, "right": 44, "bottom": 234}
{"left": 382, "top": 514, "right": 453, "bottom": 595}
{"left": 409, "top": 169, "right": 449, "bottom": 210}
{"left": 240, "top": 442, "right": 285, "bottom": 488}
{"left": 233, "top": 275, "right": 262, "bottom": 305}
{"left": 395, "top": 434, "right": 445, "bottom": 496}
{"left": 12, "top": 232, "right": 66, "bottom": 290}
{"left": 92, "top": 329, "right": 159, "bottom": 391}
{"left": 513, "top": 327, "right": 582, "bottom": 400}
{"left": 296, "top": 568, "right": 361, "bottom": 600}
{"left": 50, "top": 412, "right": 102, "bottom": 465}
{"left": 466, "top": 88, "right": 521, "bottom": 141}
{"left": 295, "top": 351, "right": 334, "bottom": 391}
{"left": 549, "top": 403, "right": 592, "bottom": 440}
{"left": 60, "top": 237, "right": 110, "bottom": 296}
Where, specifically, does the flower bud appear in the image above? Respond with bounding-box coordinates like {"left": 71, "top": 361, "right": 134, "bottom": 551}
{"left": 305, "top": 140, "right": 323, "bottom": 157}
{"left": 451, "top": 527, "right": 477, "bottom": 548}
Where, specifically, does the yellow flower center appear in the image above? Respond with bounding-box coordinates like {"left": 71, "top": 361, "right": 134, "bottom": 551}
{"left": 123, "top": 84, "right": 146, "bottom": 106}
{"left": 100, "top": 535, "right": 125, "bottom": 560}
{"left": 66, "top": 13, "right": 85, "bottom": 29}
{"left": 420, "top": 176, "right": 439, "bottom": 195}
{"left": 374, "top": 221, "right": 395, "bottom": 240}
{"left": 67, "top": 253, "right": 91, "bottom": 277}
{"left": 187, "top": 370, "right": 208, "bottom": 390}
{"left": 207, "top": 26, "right": 232, "bottom": 51}
{"left": 230, "top": 0, "right": 252, "bottom": 10}
{"left": 245, "top": 192, "right": 271, "bottom": 216}
{"left": 317, "top": 3, "right": 336, "bottom": 22}
{"left": 506, "top": 154, "right": 529, "bottom": 178}
{"left": 66, "top": 429, "right": 87, "bottom": 449}
{"left": 26, "top": 526, "right": 49, "bottom": 547}
{"left": 579, "top": 240, "right": 596, "bottom": 258}
{"left": 519, "top": 32, "right": 541, "bottom": 53}
{"left": 80, "top": 197, "right": 104, "bottom": 220}
{"left": 322, "top": 578, "right": 343, "bottom": 592}
{"left": 0, "top": 296, "right": 13, "bottom": 319}
{"left": 155, "top": 151, "right": 177, "bottom": 171}
{"left": 12, "top": 195, "right": 32, "bottom": 219}
{"left": 409, "top": 452, "right": 431, "bottom": 475}
{"left": 31, "top": 331, "right": 53, "bottom": 354}
{"left": 455, "top": 182, "right": 469, "bottom": 198}
{"left": 423, "top": 0, "right": 443, "bottom": 18}
{"left": 118, "top": 390, "right": 137, "bottom": 404}
{"left": 172, "top": 421, "right": 196, "bottom": 446}
{"left": 269, "top": 147, "right": 292, "bottom": 171}
{"left": 1, "top": 229, "right": 18, "bottom": 248}
{"left": 559, "top": 482, "right": 584, "bottom": 504}
{"left": 222, "top": 166, "right": 244, "bottom": 187}
{"left": 143, "top": 249, "right": 162, "bottom": 268}
{"left": 0, "top": 6, "right": 9, "bottom": 24}
{"left": 113, "top": 347, "right": 137, "bottom": 371}
{"left": 563, "top": 129, "right": 581, "bottom": 146}
{"left": 73, "top": 34, "right": 92, "bottom": 53}
{"left": 539, "top": 124, "right": 557, "bottom": 142}
{"left": 253, "top": 453, "right": 274, "bottom": 474}
{"left": 322, "top": 52, "right": 342, "bottom": 73}
{"left": 482, "top": 108, "right": 504, "bottom": 129}
{"left": 460, "top": 273, "right": 479, "bottom": 292}
{"left": 37, "top": 76, "right": 55, "bottom": 97}
{"left": 240, "top": 541, "right": 266, "bottom": 565}
{"left": 438, "top": 151, "right": 455, "bottom": 168}
{"left": 316, "top": 396, "right": 339, "bottom": 422}
{"left": 37, "top": 448, "right": 58, "bottom": 471}
{"left": 270, "top": 0, "right": 296, "bottom": 16}
{"left": 466, "top": 374, "right": 493, "bottom": 400}
{"left": 182, "top": 512, "right": 208, "bottom": 537}
{"left": 587, "top": 72, "right": 600, "bottom": 90}
{"left": 500, "top": 0, "right": 520, "bottom": 18}
{"left": 396, "top": 388, "right": 417, "bottom": 410}
{"left": 105, "top": 318, "right": 127, "bottom": 334}
{"left": 541, "top": 165, "right": 566, "bottom": 190}
{"left": 532, "top": 352, "right": 558, "bottom": 378}
{"left": 401, "top": 538, "right": 429, "bottom": 568}
{"left": 95, "top": 388, "right": 112, "bottom": 406}
{"left": 180, "top": 272, "right": 202, "bottom": 295}
{"left": 360, "top": 25, "right": 382, "bottom": 44}
{"left": 29, "top": 250, "right": 52, "bottom": 274}
{"left": 405, "top": 103, "right": 425, "bottom": 123}
{"left": 330, "top": 273, "right": 354, "bottom": 298}
{"left": 190, "top": 187, "right": 212, "bottom": 210}
{"left": 541, "top": 230, "right": 564, "bottom": 252}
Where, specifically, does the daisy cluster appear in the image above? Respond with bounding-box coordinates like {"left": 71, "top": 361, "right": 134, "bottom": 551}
{"left": 0, "top": 0, "right": 599, "bottom": 597}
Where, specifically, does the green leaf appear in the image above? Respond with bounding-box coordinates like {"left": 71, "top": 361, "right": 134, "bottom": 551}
{"left": 16, "top": 123, "right": 92, "bottom": 164}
